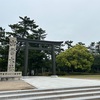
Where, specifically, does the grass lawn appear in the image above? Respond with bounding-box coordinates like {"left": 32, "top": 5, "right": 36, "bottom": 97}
{"left": 61, "top": 75, "right": 100, "bottom": 80}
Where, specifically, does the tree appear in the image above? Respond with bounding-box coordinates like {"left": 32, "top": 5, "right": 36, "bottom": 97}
{"left": 56, "top": 44, "right": 94, "bottom": 73}
{"left": 0, "top": 16, "right": 50, "bottom": 75}
{"left": 65, "top": 40, "right": 73, "bottom": 49}
{"left": 0, "top": 27, "right": 8, "bottom": 71}
{"left": 88, "top": 41, "right": 100, "bottom": 72}
{"left": 9, "top": 16, "right": 38, "bottom": 38}
{"left": 95, "top": 41, "right": 100, "bottom": 53}
{"left": 77, "top": 42, "right": 85, "bottom": 46}
{"left": 91, "top": 54, "right": 100, "bottom": 72}
{"left": 88, "top": 42, "right": 96, "bottom": 54}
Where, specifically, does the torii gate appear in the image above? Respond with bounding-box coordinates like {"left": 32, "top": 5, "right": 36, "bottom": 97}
{"left": 17, "top": 37, "right": 63, "bottom": 76}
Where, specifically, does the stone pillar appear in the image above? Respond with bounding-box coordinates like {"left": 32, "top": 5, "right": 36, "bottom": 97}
{"left": 51, "top": 44, "right": 56, "bottom": 75}
{"left": 7, "top": 37, "right": 17, "bottom": 72}
{"left": 23, "top": 42, "right": 28, "bottom": 76}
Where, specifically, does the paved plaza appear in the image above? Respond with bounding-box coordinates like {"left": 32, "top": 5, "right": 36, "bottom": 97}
{"left": 22, "top": 76, "right": 100, "bottom": 89}
{"left": 0, "top": 76, "right": 100, "bottom": 100}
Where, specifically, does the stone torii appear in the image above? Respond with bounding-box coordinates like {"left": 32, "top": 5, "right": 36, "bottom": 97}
{"left": 17, "top": 37, "right": 63, "bottom": 76}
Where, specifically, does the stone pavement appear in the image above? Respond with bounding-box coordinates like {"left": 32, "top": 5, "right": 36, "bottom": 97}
{"left": 22, "top": 76, "right": 100, "bottom": 89}
{"left": 0, "top": 76, "right": 100, "bottom": 100}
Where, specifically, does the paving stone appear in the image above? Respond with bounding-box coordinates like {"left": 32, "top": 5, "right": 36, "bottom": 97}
{"left": 22, "top": 76, "right": 100, "bottom": 89}
{"left": 0, "top": 76, "right": 100, "bottom": 100}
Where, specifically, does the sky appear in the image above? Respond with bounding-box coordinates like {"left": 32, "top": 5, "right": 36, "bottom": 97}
{"left": 1, "top": 0, "right": 100, "bottom": 46}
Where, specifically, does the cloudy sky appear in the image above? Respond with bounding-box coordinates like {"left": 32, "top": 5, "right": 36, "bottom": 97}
{"left": 1, "top": 0, "right": 100, "bottom": 46}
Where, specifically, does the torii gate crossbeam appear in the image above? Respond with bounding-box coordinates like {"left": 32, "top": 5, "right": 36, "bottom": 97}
{"left": 17, "top": 37, "right": 63, "bottom": 76}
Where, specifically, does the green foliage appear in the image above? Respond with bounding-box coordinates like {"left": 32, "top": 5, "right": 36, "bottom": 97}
{"left": 56, "top": 44, "right": 94, "bottom": 72}
{"left": 0, "top": 16, "right": 50, "bottom": 74}
{"left": 91, "top": 54, "right": 100, "bottom": 72}
{"left": 88, "top": 41, "right": 100, "bottom": 72}
{"left": 8, "top": 16, "right": 46, "bottom": 40}
{"left": 0, "top": 28, "right": 8, "bottom": 71}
